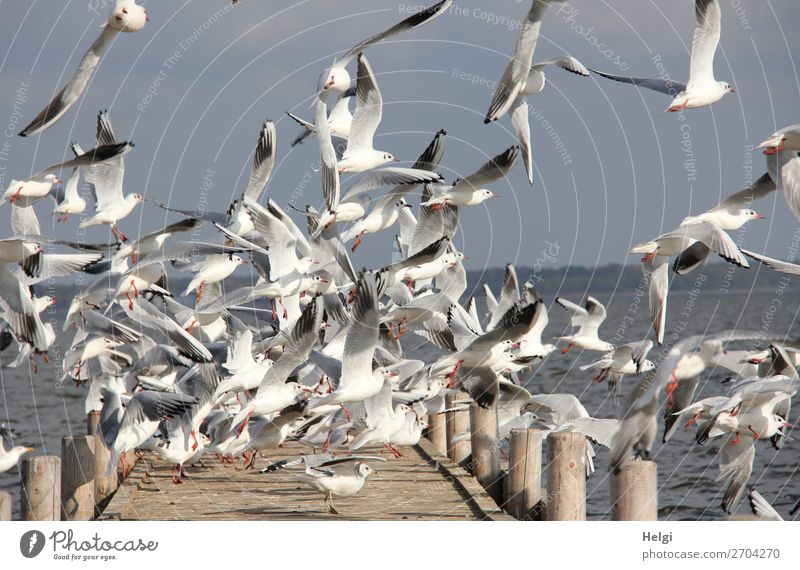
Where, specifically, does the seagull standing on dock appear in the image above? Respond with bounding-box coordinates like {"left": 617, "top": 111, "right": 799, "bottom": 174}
{"left": 260, "top": 454, "right": 386, "bottom": 514}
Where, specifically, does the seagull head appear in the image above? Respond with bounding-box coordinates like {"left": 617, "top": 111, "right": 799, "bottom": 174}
{"left": 108, "top": 1, "right": 148, "bottom": 32}
{"left": 724, "top": 82, "right": 735, "bottom": 94}
{"left": 322, "top": 66, "right": 351, "bottom": 94}
{"left": 380, "top": 152, "right": 399, "bottom": 166}
{"left": 478, "top": 189, "right": 498, "bottom": 202}
{"left": 740, "top": 209, "right": 765, "bottom": 221}
{"left": 357, "top": 463, "right": 375, "bottom": 478}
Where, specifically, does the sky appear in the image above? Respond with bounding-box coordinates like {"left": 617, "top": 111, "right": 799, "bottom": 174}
{"left": 0, "top": 0, "right": 799, "bottom": 276}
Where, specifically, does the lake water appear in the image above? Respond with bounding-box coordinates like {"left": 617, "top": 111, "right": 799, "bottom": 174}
{"left": 1, "top": 275, "right": 799, "bottom": 520}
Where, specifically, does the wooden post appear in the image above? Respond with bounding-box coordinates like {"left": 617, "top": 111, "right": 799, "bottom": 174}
{"left": 505, "top": 428, "right": 543, "bottom": 520}
{"left": 469, "top": 402, "right": 502, "bottom": 504}
{"left": 445, "top": 393, "right": 470, "bottom": 464}
{"left": 611, "top": 460, "right": 658, "bottom": 521}
{"left": 87, "top": 411, "right": 100, "bottom": 437}
{"left": 546, "top": 432, "right": 586, "bottom": 521}
{"left": 427, "top": 411, "right": 447, "bottom": 456}
{"left": 61, "top": 435, "right": 95, "bottom": 521}
{"left": 0, "top": 491, "right": 11, "bottom": 521}
{"left": 88, "top": 413, "right": 117, "bottom": 506}
{"left": 94, "top": 447, "right": 117, "bottom": 507}
{"left": 20, "top": 455, "right": 61, "bottom": 521}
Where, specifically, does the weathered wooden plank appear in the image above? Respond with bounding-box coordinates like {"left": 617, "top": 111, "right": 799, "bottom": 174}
{"left": 98, "top": 439, "right": 514, "bottom": 521}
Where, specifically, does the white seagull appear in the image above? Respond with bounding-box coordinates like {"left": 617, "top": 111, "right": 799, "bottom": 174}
{"left": 318, "top": 0, "right": 452, "bottom": 97}
{"left": 260, "top": 454, "right": 386, "bottom": 515}
{"left": 19, "top": 0, "right": 149, "bottom": 137}
{"left": 590, "top": 0, "right": 733, "bottom": 112}
{"left": 556, "top": 296, "right": 614, "bottom": 353}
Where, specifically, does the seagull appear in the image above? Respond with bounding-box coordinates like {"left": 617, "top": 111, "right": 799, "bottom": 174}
{"left": 441, "top": 301, "right": 541, "bottom": 406}
{"left": 484, "top": 0, "right": 566, "bottom": 123}
{"left": 580, "top": 340, "right": 655, "bottom": 402}
{"left": 511, "top": 54, "right": 589, "bottom": 184}
{"left": 756, "top": 123, "right": 800, "bottom": 155}
{"left": 696, "top": 376, "right": 797, "bottom": 512}
{"left": 661, "top": 340, "right": 730, "bottom": 442}
{"left": 555, "top": 296, "right": 614, "bottom": 353}
{"left": 337, "top": 54, "right": 396, "bottom": 173}
{"left": 102, "top": 389, "right": 197, "bottom": 478}
{"left": 0, "top": 140, "right": 131, "bottom": 206}
{"left": 310, "top": 93, "right": 443, "bottom": 238}
{"left": 672, "top": 173, "right": 773, "bottom": 274}
{"left": 77, "top": 112, "right": 143, "bottom": 242}
{"left": 0, "top": 424, "right": 33, "bottom": 473}
{"left": 631, "top": 222, "right": 749, "bottom": 343}
{"left": 349, "top": 378, "right": 411, "bottom": 457}
{"left": 230, "top": 296, "right": 324, "bottom": 434}
{"left": 288, "top": 87, "right": 356, "bottom": 147}
{"left": 747, "top": 489, "right": 784, "bottom": 521}
{"left": 340, "top": 197, "right": 412, "bottom": 252}
{"left": 19, "top": 0, "right": 149, "bottom": 136}
{"left": 179, "top": 254, "right": 248, "bottom": 301}
{"left": 420, "top": 146, "right": 518, "bottom": 210}
{"left": 610, "top": 331, "right": 762, "bottom": 472}
{"left": 50, "top": 162, "right": 85, "bottom": 222}
{"left": 317, "top": 0, "right": 452, "bottom": 97}
{"left": 260, "top": 453, "right": 386, "bottom": 514}
{"left": 765, "top": 149, "right": 800, "bottom": 222}
{"left": 590, "top": 0, "right": 734, "bottom": 112}
{"left": 311, "top": 273, "right": 388, "bottom": 412}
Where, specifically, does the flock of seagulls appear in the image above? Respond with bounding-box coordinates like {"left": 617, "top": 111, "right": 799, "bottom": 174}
{"left": 0, "top": 0, "right": 799, "bottom": 518}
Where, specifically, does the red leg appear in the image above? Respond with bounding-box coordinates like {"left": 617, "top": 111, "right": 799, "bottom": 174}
{"left": 351, "top": 231, "right": 365, "bottom": 252}
{"left": 236, "top": 411, "right": 253, "bottom": 437}
{"left": 561, "top": 343, "right": 575, "bottom": 355}
{"left": 445, "top": 360, "right": 463, "bottom": 389}
{"left": 9, "top": 186, "right": 22, "bottom": 205}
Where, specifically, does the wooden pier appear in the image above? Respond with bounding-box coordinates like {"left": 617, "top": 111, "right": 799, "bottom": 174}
{"left": 97, "top": 439, "right": 512, "bottom": 521}
{"left": 7, "top": 404, "right": 664, "bottom": 521}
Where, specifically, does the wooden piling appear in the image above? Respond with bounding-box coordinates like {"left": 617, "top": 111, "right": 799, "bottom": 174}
{"left": 20, "top": 455, "right": 61, "bottom": 521}
{"left": 427, "top": 411, "right": 447, "bottom": 456}
{"left": 505, "top": 428, "right": 543, "bottom": 520}
{"left": 88, "top": 412, "right": 117, "bottom": 506}
{"left": 445, "top": 393, "right": 470, "bottom": 464}
{"left": 611, "top": 459, "right": 658, "bottom": 521}
{"left": 61, "top": 435, "right": 96, "bottom": 521}
{"left": 0, "top": 491, "right": 11, "bottom": 521}
{"left": 87, "top": 411, "right": 100, "bottom": 437}
{"left": 469, "top": 402, "right": 502, "bottom": 504}
{"left": 546, "top": 432, "right": 586, "bottom": 521}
